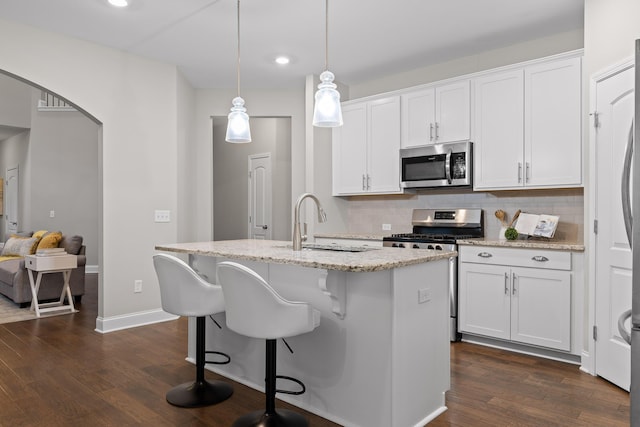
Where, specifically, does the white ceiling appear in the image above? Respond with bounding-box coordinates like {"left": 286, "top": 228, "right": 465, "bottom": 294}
{"left": 0, "top": 0, "right": 584, "bottom": 89}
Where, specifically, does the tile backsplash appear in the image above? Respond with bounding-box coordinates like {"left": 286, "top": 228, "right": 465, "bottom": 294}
{"left": 345, "top": 188, "right": 584, "bottom": 242}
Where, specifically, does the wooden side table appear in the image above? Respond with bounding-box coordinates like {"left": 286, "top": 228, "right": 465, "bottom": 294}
{"left": 25, "top": 254, "right": 78, "bottom": 317}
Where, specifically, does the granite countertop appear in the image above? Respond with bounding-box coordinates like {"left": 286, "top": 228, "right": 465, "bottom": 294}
{"left": 314, "top": 233, "right": 389, "bottom": 241}
{"left": 457, "top": 238, "right": 585, "bottom": 252}
{"left": 155, "top": 239, "right": 455, "bottom": 272}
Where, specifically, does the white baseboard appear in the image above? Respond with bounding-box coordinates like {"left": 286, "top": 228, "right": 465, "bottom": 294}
{"left": 95, "top": 309, "right": 177, "bottom": 333}
{"left": 86, "top": 264, "right": 98, "bottom": 274}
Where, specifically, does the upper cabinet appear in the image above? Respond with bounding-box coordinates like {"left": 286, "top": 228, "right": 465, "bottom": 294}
{"left": 332, "top": 96, "right": 402, "bottom": 196}
{"left": 474, "top": 56, "right": 582, "bottom": 190}
{"left": 401, "top": 80, "right": 470, "bottom": 148}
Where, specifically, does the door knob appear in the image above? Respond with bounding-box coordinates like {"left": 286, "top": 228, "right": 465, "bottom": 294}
{"left": 262, "top": 225, "right": 268, "bottom": 230}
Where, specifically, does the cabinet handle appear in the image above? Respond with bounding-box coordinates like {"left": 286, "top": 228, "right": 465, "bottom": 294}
{"left": 435, "top": 122, "right": 439, "bottom": 140}
{"left": 512, "top": 272, "right": 517, "bottom": 295}
{"left": 518, "top": 162, "right": 522, "bottom": 183}
{"left": 429, "top": 123, "right": 434, "bottom": 141}
{"left": 532, "top": 255, "right": 549, "bottom": 262}
{"left": 477, "top": 252, "right": 493, "bottom": 258}
{"left": 526, "top": 162, "right": 530, "bottom": 183}
{"left": 504, "top": 272, "right": 509, "bottom": 295}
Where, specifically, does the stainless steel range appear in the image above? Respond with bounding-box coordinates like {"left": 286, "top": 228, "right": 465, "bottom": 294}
{"left": 383, "top": 208, "right": 484, "bottom": 341}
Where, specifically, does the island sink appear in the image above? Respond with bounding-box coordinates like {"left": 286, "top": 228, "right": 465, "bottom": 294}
{"left": 282, "top": 243, "right": 379, "bottom": 252}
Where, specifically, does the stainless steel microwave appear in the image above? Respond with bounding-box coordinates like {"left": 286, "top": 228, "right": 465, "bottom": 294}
{"left": 400, "top": 141, "right": 472, "bottom": 189}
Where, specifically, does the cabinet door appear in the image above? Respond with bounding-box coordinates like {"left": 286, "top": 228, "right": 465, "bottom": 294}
{"left": 473, "top": 69, "right": 524, "bottom": 189}
{"left": 435, "top": 80, "right": 470, "bottom": 143}
{"left": 401, "top": 89, "right": 436, "bottom": 148}
{"left": 458, "top": 263, "right": 511, "bottom": 340}
{"left": 332, "top": 102, "right": 368, "bottom": 195}
{"left": 524, "top": 57, "right": 582, "bottom": 187}
{"left": 510, "top": 267, "right": 571, "bottom": 351}
{"left": 367, "top": 96, "right": 401, "bottom": 194}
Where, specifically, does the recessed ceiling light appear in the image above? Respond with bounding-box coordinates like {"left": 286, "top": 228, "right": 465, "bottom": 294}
{"left": 275, "top": 56, "right": 290, "bottom": 65}
{"left": 108, "top": 0, "right": 129, "bottom": 7}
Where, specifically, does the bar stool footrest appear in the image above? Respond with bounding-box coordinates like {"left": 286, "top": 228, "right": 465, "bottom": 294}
{"left": 205, "top": 350, "right": 231, "bottom": 365}
{"left": 275, "top": 375, "right": 305, "bottom": 395}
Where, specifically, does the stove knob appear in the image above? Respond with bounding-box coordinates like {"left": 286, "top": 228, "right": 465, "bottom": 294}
{"left": 391, "top": 243, "right": 398, "bottom": 248}
{"left": 427, "top": 245, "right": 434, "bottom": 250}
{"left": 412, "top": 244, "right": 420, "bottom": 249}
{"left": 435, "top": 245, "right": 443, "bottom": 251}
{"left": 398, "top": 243, "right": 405, "bottom": 248}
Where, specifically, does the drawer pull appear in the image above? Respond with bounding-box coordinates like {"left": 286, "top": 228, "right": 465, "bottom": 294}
{"left": 532, "top": 256, "right": 549, "bottom": 262}
{"left": 477, "top": 252, "right": 493, "bottom": 258}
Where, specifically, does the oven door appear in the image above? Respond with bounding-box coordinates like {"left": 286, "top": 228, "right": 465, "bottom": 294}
{"left": 400, "top": 141, "right": 472, "bottom": 188}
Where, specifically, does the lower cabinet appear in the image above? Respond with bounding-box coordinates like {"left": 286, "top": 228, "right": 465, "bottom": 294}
{"left": 458, "top": 245, "right": 572, "bottom": 352}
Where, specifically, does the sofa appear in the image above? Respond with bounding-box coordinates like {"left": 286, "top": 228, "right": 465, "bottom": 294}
{"left": 0, "top": 232, "right": 86, "bottom": 307}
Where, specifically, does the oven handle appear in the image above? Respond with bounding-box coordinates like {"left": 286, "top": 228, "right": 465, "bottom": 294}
{"left": 445, "top": 149, "right": 452, "bottom": 184}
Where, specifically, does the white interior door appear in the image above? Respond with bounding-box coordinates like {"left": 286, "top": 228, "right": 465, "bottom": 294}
{"left": 248, "top": 153, "right": 272, "bottom": 240}
{"left": 594, "top": 64, "right": 634, "bottom": 391}
{"left": 5, "top": 166, "right": 19, "bottom": 237}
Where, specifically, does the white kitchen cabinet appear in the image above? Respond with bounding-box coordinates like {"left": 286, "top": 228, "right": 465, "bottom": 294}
{"left": 458, "top": 245, "right": 572, "bottom": 352}
{"left": 333, "top": 96, "right": 401, "bottom": 195}
{"left": 401, "top": 80, "right": 470, "bottom": 148}
{"left": 473, "top": 55, "right": 582, "bottom": 190}
{"left": 473, "top": 69, "right": 524, "bottom": 188}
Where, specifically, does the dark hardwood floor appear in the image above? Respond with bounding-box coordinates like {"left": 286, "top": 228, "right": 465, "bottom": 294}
{"left": 0, "top": 275, "right": 630, "bottom": 426}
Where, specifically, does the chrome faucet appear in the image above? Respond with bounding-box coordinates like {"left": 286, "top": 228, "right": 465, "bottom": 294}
{"left": 293, "top": 193, "right": 327, "bottom": 251}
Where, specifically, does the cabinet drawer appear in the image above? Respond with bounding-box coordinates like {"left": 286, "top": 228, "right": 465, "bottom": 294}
{"left": 459, "top": 245, "right": 570, "bottom": 270}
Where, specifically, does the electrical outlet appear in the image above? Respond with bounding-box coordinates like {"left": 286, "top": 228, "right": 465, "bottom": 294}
{"left": 134, "top": 280, "right": 142, "bottom": 293}
{"left": 418, "top": 288, "right": 431, "bottom": 304}
{"left": 154, "top": 210, "right": 171, "bottom": 223}
{"left": 382, "top": 223, "right": 392, "bottom": 231}
{"left": 49, "top": 210, "right": 55, "bottom": 218}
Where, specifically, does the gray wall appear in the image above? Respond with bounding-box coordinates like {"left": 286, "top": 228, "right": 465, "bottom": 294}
{"left": 0, "top": 75, "right": 31, "bottom": 128}
{"left": 213, "top": 117, "right": 291, "bottom": 241}
{"left": 27, "top": 90, "right": 99, "bottom": 266}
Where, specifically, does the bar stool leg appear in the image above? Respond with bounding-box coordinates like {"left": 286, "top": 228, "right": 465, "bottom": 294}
{"left": 166, "top": 316, "right": 233, "bottom": 408}
{"left": 232, "top": 339, "right": 308, "bottom": 427}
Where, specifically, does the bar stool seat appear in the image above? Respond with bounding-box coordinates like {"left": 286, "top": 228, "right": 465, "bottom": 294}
{"left": 153, "top": 253, "right": 233, "bottom": 408}
{"left": 216, "top": 261, "right": 321, "bottom": 427}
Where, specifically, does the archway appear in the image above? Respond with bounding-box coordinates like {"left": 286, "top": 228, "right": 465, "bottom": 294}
{"left": 0, "top": 69, "right": 101, "bottom": 324}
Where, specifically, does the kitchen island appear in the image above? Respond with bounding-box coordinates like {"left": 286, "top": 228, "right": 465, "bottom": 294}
{"left": 155, "top": 239, "right": 455, "bottom": 427}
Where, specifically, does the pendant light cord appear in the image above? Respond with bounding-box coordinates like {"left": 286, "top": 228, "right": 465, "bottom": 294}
{"left": 324, "top": 0, "right": 329, "bottom": 71}
{"left": 236, "top": 0, "right": 241, "bottom": 97}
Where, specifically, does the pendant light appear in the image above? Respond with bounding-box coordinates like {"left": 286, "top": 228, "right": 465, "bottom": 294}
{"left": 312, "top": 0, "right": 343, "bottom": 127}
{"left": 226, "top": 0, "right": 251, "bottom": 143}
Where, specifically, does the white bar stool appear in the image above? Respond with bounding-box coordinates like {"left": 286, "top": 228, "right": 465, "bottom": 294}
{"left": 153, "top": 254, "right": 233, "bottom": 408}
{"left": 216, "top": 261, "right": 321, "bottom": 427}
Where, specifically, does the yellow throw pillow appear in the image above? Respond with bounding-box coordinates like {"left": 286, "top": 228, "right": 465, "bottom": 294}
{"left": 1, "top": 236, "right": 39, "bottom": 256}
{"left": 33, "top": 230, "right": 49, "bottom": 239}
{"left": 37, "top": 231, "right": 63, "bottom": 250}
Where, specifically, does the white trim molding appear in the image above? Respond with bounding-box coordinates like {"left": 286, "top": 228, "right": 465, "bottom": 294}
{"left": 95, "top": 308, "right": 177, "bottom": 333}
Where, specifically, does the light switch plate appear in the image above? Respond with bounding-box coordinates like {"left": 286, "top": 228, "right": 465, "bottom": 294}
{"left": 154, "top": 210, "right": 170, "bottom": 223}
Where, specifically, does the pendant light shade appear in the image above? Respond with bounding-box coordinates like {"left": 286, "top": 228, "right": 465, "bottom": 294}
{"left": 313, "top": 70, "right": 343, "bottom": 127}
{"left": 313, "top": 0, "right": 342, "bottom": 128}
{"left": 226, "top": 0, "right": 251, "bottom": 143}
{"left": 226, "top": 96, "right": 251, "bottom": 142}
